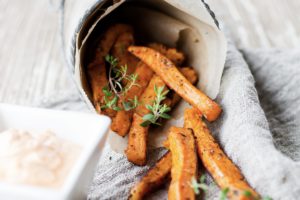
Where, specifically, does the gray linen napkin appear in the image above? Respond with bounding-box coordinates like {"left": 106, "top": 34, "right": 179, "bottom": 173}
{"left": 39, "top": 42, "right": 300, "bottom": 200}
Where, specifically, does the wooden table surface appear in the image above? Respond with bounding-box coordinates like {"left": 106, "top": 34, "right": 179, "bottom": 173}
{"left": 0, "top": 0, "right": 299, "bottom": 106}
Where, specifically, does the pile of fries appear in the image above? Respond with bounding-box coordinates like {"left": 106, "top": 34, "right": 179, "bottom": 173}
{"left": 86, "top": 24, "right": 260, "bottom": 200}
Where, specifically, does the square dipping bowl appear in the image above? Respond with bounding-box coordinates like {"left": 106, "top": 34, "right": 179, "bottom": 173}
{"left": 0, "top": 103, "right": 111, "bottom": 200}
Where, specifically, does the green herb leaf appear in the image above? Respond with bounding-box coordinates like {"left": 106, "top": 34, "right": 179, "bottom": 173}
{"left": 122, "top": 101, "right": 131, "bottom": 111}
{"left": 100, "top": 105, "right": 108, "bottom": 110}
{"left": 141, "top": 85, "right": 171, "bottom": 126}
{"left": 244, "top": 190, "right": 252, "bottom": 197}
{"left": 190, "top": 175, "right": 209, "bottom": 196}
{"left": 154, "top": 85, "right": 158, "bottom": 94}
{"left": 198, "top": 183, "right": 208, "bottom": 192}
{"left": 142, "top": 114, "right": 155, "bottom": 121}
{"left": 108, "top": 96, "right": 118, "bottom": 107}
{"left": 146, "top": 104, "right": 153, "bottom": 111}
{"left": 190, "top": 177, "right": 200, "bottom": 195}
{"left": 140, "top": 120, "right": 152, "bottom": 127}
{"left": 200, "top": 174, "right": 206, "bottom": 183}
{"left": 220, "top": 188, "right": 229, "bottom": 200}
{"left": 160, "top": 113, "right": 171, "bottom": 119}
{"left": 122, "top": 96, "right": 139, "bottom": 111}
{"left": 102, "top": 55, "right": 140, "bottom": 112}
{"left": 105, "top": 54, "right": 118, "bottom": 67}
{"left": 102, "top": 86, "right": 112, "bottom": 97}
{"left": 262, "top": 197, "right": 272, "bottom": 200}
{"left": 113, "top": 106, "right": 122, "bottom": 111}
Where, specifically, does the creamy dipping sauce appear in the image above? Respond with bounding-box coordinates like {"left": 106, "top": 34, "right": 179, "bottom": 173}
{"left": 0, "top": 129, "right": 81, "bottom": 188}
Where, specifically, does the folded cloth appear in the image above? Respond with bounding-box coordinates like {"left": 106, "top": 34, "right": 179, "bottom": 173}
{"left": 39, "top": 42, "right": 300, "bottom": 200}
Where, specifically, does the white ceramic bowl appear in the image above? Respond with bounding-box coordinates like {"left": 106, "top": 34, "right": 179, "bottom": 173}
{"left": 0, "top": 103, "right": 111, "bottom": 200}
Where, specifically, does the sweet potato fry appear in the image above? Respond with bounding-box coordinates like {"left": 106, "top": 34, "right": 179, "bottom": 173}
{"left": 128, "top": 46, "right": 222, "bottom": 122}
{"left": 125, "top": 75, "right": 165, "bottom": 165}
{"left": 111, "top": 57, "right": 194, "bottom": 136}
{"left": 125, "top": 67, "right": 197, "bottom": 164}
{"left": 184, "top": 108, "right": 259, "bottom": 200}
{"left": 135, "top": 75, "right": 166, "bottom": 117}
{"left": 87, "top": 24, "right": 132, "bottom": 117}
{"left": 111, "top": 62, "right": 154, "bottom": 136}
{"left": 87, "top": 60, "right": 115, "bottom": 117}
{"left": 109, "top": 30, "right": 147, "bottom": 136}
{"left": 148, "top": 43, "right": 185, "bottom": 66}
{"left": 112, "top": 31, "right": 139, "bottom": 76}
{"left": 135, "top": 68, "right": 196, "bottom": 111}
{"left": 166, "top": 48, "right": 185, "bottom": 66}
{"left": 167, "top": 67, "right": 198, "bottom": 107}
{"left": 167, "top": 126, "right": 197, "bottom": 200}
{"left": 129, "top": 152, "right": 172, "bottom": 200}
{"left": 180, "top": 67, "right": 198, "bottom": 85}
{"left": 125, "top": 113, "right": 149, "bottom": 166}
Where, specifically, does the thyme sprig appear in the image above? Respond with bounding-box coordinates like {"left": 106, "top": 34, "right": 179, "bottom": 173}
{"left": 140, "top": 85, "right": 171, "bottom": 127}
{"left": 101, "top": 86, "right": 121, "bottom": 111}
{"left": 122, "top": 96, "right": 139, "bottom": 111}
{"left": 100, "top": 55, "right": 139, "bottom": 111}
{"left": 190, "top": 175, "right": 209, "bottom": 195}
{"left": 219, "top": 188, "right": 272, "bottom": 200}
{"left": 190, "top": 176, "right": 272, "bottom": 200}
{"left": 220, "top": 188, "right": 229, "bottom": 200}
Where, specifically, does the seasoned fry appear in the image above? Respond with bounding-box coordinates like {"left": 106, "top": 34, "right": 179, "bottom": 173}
{"left": 148, "top": 43, "right": 185, "bottom": 66}
{"left": 112, "top": 41, "right": 194, "bottom": 136}
{"left": 87, "top": 24, "right": 132, "bottom": 117}
{"left": 125, "top": 113, "right": 148, "bottom": 166}
{"left": 167, "top": 126, "right": 197, "bottom": 200}
{"left": 180, "top": 67, "right": 198, "bottom": 85}
{"left": 167, "top": 67, "right": 198, "bottom": 107}
{"left": 128, "top": 46, "right": 222, "bottom": 122}
{"left": 135, "top": 66, "right": 196, "bottom": 117}
{"left": 135, "top": 75, "right": 166, "bottom": 117}
{"left": 87, "top": 60, "right": 114, "bottom": 116}
{"left": 125, "top": 67, "right": 197, "bottom": 164}
{"left": 129, "top": 152, "right": 172, "bottom": 200}
{"left": 112, "top": 31, "right": 139, "bottom": 76}
{"left": 109, "top": 31, "right": 148, "bottom": 136}
{"left": 125, "top": 75, "right": 165, "bottom": 165}
{"left": 111, "top": 62, "right": 154, "bottom": 136}
{"left": 184, "top": 108, "right": 259, "bottom": 200}
{"left": 166, "top": 48, "right": 185, "bottom": 66}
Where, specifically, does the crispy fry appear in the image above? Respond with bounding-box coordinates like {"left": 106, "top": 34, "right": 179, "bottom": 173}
{"left": 87, "top": 24, "right": 132, "bottom": 117}
{"left": 129, "top": 152, "right": 172, "bottom": 200}
{"left": 112, "top": 31, "right": 139, "bottom": 76}
{"left": 167, "top": 67, "right": 198, "bottom": 107}
{"left": 112, "top": 42, "right": 194, "bottom": 135}
{"left": 166, "top": 48, "right": 185, "bottom": 66}
{"left": 184, "top": 108, "right": 259, "bottom": 200}
{"left": 110, "top": 110, "right": 132, "bottom": 136}
{"left": 125, "top": 113, "right": 148, "bottom": 166}
{"left": 128, "top": 46, "right": 222, "bottom": 122}
{"left": 125, "top": 75, "right": 165, "bottom": 165}
{"left": 148, "top": 43, "right": 185, "bottom": 66}
{"left": 125, "top": 67, "right": 197, "bottom": 164}
{"left": 135, "top": 75, "right": 166, "bottom": 117}
{"left": 167, "top": 126, "right": 197, "bottom": 200}
{"left": 87, "top": 60, "right": 115, "bottom": 117}
{"left": 180, "top": 67, "right": 198, "bottom": 85}
{"left": 109, "top": 30, "right": 147, "bottom": 136}
{"left": 111, "top": 62, "right": 154, "bottom": 136}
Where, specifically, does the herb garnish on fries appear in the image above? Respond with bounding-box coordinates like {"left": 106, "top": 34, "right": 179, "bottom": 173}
{"left": 100, "top": 54, "right": 139, "bottom": 112}
{"left": 140, "top": 85, "right": 171, "bottom": 127}
{"left": 86, "top": 23, "right": 263, "bottom": 200}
